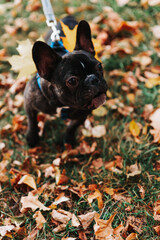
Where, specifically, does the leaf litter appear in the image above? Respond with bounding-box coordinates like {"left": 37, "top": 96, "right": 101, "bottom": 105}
{"left": 0, "top": 0, "right": 160, "bottom": 239}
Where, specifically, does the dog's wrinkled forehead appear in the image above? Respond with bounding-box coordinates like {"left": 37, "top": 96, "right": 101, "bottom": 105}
{"left": 60, "top": 51, "right": 98, "bottom": 76}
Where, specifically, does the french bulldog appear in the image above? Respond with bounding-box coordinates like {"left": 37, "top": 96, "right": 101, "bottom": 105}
{"left": 24, "top": 17, "right": 108, "bottom": 147}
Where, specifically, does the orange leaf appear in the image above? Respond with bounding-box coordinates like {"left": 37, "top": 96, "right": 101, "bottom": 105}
{"left": 88, "top": 189, "right": 103, "bottom": 209}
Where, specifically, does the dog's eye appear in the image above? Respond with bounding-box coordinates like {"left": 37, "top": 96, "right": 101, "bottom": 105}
{"left": 96, "top": 63, "right": 103, "bottom": 72}
{"left": 66, "top": 76, "right": 79, "bottom": 88}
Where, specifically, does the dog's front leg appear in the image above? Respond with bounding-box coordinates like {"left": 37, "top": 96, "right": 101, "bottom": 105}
{"left": 25, "top": 106, "right": 39, "bottom": 147}
{"left": 65, "top": 117, "right": 87, "bottom": 146}
{"left": 62, "top": 109, "right": 90, "bottom": 146}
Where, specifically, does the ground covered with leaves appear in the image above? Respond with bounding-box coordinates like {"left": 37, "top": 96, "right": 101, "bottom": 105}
{"left": 0, "top": 0, "right": 160, "bottom": 239}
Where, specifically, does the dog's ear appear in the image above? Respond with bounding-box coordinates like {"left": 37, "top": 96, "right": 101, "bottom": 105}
{"left": 32, "top": 41, "right": 62, "bottom": 80}
{"left": 74, "top": 20, "right": 95, "bottom": 55}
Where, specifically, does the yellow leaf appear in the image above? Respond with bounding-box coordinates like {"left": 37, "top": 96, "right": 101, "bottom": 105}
{"left": 18, "top": 174, "right": 37, "bottom": 190}
{"left": 129, "top": 120, "right": 140, "bottom": 137}
{"left": 7, "top": 36, "right": 44, "bottom": 79}
{"left": 92, "top": 106, "right": 107, "bottom": 117}
{"left": 61, "top": 21, "right": 102, "bottom": 60}
{"left": 61, "top": 21, "right": 78, "bottom": 52}
{"left": 145, "top": 77, "right": 160, "bottom": 88}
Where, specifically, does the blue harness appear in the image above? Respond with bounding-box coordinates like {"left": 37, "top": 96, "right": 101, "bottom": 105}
{"left": 36, "top": 39, "right": 69, "bottom": 120}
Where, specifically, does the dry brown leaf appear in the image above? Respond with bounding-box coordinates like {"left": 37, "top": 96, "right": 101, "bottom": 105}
{"left": 88, "top": 189, "right": 104, "bottom": 209}
{"left": 78, "top": 230, "right": 87, "bottom": 240}
{"left": 51, "top": 193, "right": 70, "bottom": 206}
{"left": 148, "top": 0, "right": 160, "bottom": 6}
{"left": 23, "top": 229, "right": 38, "bottom": 240}
{"left": 154, "top": 225, "right": 160, "bottom": 236}
{"left": 20, "top": 192, "right": 50, "bottom": 213}
{"left": 78, "top": 211, "right": 96, "bottom": 229}
{"left": 71, "top": 214, "right": 80, "bottom": 227}
{"left": 132, "top": 52, "right": 152, "bottom": 67}
{"left": 112, "top": 193, "right": 132, "bottom": 203}
{"left": 125, "top": 216, "right": 144, "bottom": 234}
{"left": 104, "top": 187, "right": 116, "bottom": 196}
{"left": 126, "top": 233, "right": 137, "bottom": 240}
{"left": 0, "top": 225, "right": 15, "bottom": 237}
{"left": 116, "top": 0, "right": 130, "bottom": 6}
{"left": 142, "top": 104, "right": 154, "bottom": 120}
{"left": 33, "top": 211, "right": 46, "bottom": 230}
{"left": 149, "top": 108, "right": 160, "bottom": 143}
{"left": 18, "top": 175, "right": 37, "bottom": 190}
{"left": 137, "top": 184, "right": 145, "bottom": 199}
{"left": 51, "top": 210, "right": 71, "bottom": 224}
{"left": 92, "top": 125, "right": 106, "bottom": 138}
{"left": 92, "top": 158, "right": 103, "bottom": 169}
{"left": 126, "top": 163, "right": 141, "bottom": 178}
{"left": 153, "top": 200, "right": 160, "bottom": 221}
{"left": 94, "top": 212, "right": 124, "bottom": 240}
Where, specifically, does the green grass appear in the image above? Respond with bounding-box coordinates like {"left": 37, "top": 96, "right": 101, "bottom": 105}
{"left": 0, "top": 0, "right": 160, "bottom": 239}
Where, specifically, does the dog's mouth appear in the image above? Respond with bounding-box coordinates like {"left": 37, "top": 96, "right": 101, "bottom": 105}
{"left": 87, "top": 93, "right": 106, "bottom": 110}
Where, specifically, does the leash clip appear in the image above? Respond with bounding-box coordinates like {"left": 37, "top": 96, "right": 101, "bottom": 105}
{"left": 46, "top": 20, "right": 60, "bottom": 42}
{"left": 41, "top": 0, "right": 60, "bottom": 41}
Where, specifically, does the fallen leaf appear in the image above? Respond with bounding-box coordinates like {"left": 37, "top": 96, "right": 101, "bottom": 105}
{"left": 51, "top": 193, "right": 70, "bottom": 206}
{"left": 116, "top": 0, "right": 130, "bottom": 6}
{"left": 33, "top": 211, "right": 46, "bottom": 229}
{"left": 153, "top": 200, "right": 160, "bottom": 221}
{"left": 78, "top": 211, "right": 96, "bottom": 229}
{"left": 92, "top": 158, "right": 103, "bottom": 169}
{"left": 23, "top": 229, "right": 38, "bottom": 240}
{"left": 127, "top": 163, "right": 141, "bottom": 178}
{"left": 20, "top": 192, "right": 50, "bottom": 213}
{"left": 132, "top": 52, "right": 152, "bottom": 67}
{"left": 53, "top": 224, "right": 67, "bottom": 233}
{"left": 92, "top": 106, "right": 107, "bottom": 117}
{"left": 104, "top": 187, "right": 115, "bottom": 196}
{"left": 129, "top": 120, "right": 141, "bottom": 137}
{"left": 71, "top": 214, "right": 80, "bottom": 227}
{"left": 154, "top": 225, "right": 160, "bottom": 236}
{"left": 92, "top": 125, "right": 106, "bottom": 138}
{"left": 88, "top": 189, "right": 104, "bottom": 209}
{"left": 126, "top": 233, "right": 137, "bottom": 240}
{"left": 151, "top": 25, "right": 160, "bottom": 39}
{"left": 148, "top": 0, "right": 160, "bottom": 6}
{"left": 0, "top": 225, "right": 14, "bottom": 237}
{"left": 18, "top": 175, "right": 37, "bottom": 190}
{"left": 142, "top": 104, "right": 154, "bottom": 120}
{"left": 94, "top": 212, "right": 124, "bottom": 240}
{"left": 137, "top": 184, "right": 145, "bottom": 199}
{"left": 149, "top": 108, "right": 160, "bottom": 142}
{"left": 51, "top": 209, "right": 71, "bottom": 223}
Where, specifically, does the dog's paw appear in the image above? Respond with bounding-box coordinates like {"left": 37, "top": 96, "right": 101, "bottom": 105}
{"left": 26, "top": 132, "right": 39, "bottom": 148}
{"left": 64, "top": 134, "right": 76, "bottom": 148}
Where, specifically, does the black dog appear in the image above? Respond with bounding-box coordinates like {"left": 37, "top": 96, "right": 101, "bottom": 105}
{"left": 24, "top": 16, "right": 108, "bottom": 147}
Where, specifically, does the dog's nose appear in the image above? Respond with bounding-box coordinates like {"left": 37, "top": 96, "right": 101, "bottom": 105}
{"left": 86, "top": 74, "right": 99, "bottom": 85}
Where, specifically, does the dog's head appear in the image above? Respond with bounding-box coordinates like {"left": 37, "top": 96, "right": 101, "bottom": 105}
{"left": 32, "top": 20, "right": 108, "bottom": 110}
